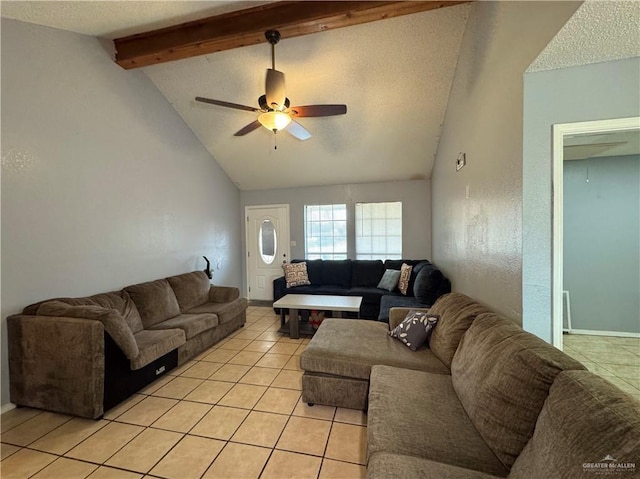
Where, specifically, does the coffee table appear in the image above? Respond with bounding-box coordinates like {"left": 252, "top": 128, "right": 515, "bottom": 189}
{"left": 273, "top": 294, "right": 363, "bottom": 339}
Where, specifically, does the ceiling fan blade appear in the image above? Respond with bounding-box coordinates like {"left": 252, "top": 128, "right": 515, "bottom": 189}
{"left": 234, "top": 120, "right": 262, "bottom": 136}
{"left": 195, "top": 97, "right": 258, "bottom": 112}
{"left": 286, "top": 120, "right": 312, "bottom": 141}
{"left": 289, "top": 104, "right": 347, "bottom": 117}
{"left": 265, "top": 69, "right": 286, "bottom": 110}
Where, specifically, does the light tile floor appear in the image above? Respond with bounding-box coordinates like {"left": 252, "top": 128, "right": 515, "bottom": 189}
{"left": 563, "top": 333, "right": 640, "bottom": 402}
{"left": 0, "top": 306, "right": 367, "bottom": 479}
{"left": 4, "top": 309, "right": 638, "bottom": 478}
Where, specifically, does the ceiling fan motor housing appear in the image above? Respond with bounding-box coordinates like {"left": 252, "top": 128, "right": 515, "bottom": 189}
{"left": 259, "top": 95, "right": 289, "bottom": 111}
{"left": 265, "top": 30, "right": 281, "bottom": 45}
{"left": 194, "top": 27, "right": 346, "bottom": 141}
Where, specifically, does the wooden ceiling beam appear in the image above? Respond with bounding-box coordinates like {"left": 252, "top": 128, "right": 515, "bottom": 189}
{"left": 114, "top": 1, "right": 471, "bottom": 69}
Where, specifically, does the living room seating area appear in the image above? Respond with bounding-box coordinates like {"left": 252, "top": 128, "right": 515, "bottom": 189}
{"left": 300, "top": 292, "right": 640, "bottom": 478}
{"left": 273, "top": 259, "right": 451, "bottom": 321}
{"left": 2, "top": 300, "right": 639, "bottom": 479}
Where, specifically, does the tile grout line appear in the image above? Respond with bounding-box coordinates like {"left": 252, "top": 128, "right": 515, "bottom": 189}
{"left": 2, "top": 311, "right": 367, "bottom": 479}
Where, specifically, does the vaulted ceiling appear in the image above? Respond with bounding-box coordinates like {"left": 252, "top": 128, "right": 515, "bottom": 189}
{"left": 3, "top": 1, "right": 638, "bottom": 190}
{"left": 2, "top": 1, "right": 471, "bottom": 190}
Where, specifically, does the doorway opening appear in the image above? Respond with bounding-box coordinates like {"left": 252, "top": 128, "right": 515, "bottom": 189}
{"left": 552, "top": 117, "right": 640, "bottom": 351}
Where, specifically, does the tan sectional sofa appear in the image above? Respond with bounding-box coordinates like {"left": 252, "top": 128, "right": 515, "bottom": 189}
{"left": 301, "top": 292, "right": 640, "bottom": 478}
{"left": 7, "top": 271, "right": 247, "bottom": 419}
{"left": 300, "top": 293, "right": 488, "bottom": 409}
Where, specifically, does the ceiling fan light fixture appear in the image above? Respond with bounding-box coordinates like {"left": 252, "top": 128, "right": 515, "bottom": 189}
{"left": 258, "top": 111, "right": 291, "bottom": 132}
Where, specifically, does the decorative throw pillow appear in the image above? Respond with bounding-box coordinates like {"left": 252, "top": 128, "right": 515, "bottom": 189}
{"left": 388, "top": 310, "right": 439, "bottom": 351}
{"left": 283, "top": 262, "right": 311, "bottom": 288}
{"left": 398, "top": 263, "right": 413, "bottom": 295}
{"left": 377, "top": 269, "right": 401, "bottom": 291}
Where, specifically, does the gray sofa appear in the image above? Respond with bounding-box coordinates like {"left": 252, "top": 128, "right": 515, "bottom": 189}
{"left": 7, "top": 271, "right": 247, "bottom": 419}
{"left": 301, "top": 292, "right": 640, "bottom": 478}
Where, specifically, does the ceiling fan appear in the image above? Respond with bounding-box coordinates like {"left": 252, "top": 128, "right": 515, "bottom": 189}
{"left": 195, "top": 30, "right": 347, "bottom": 143}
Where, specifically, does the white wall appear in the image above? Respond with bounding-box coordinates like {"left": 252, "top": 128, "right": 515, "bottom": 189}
{"left": 431, "top": 1, "right": 580, "bottom": 322}
{"left": 241, "top": 180, "right": 431, "bottom": 295}
{"left": 1, "top": 19, "right": 242, "bottom": 408}
{"left": 523, "top": 57, "right": 640, "bottom": 342}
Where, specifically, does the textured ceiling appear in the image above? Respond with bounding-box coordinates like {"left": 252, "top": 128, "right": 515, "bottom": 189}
{"left": 564, "top": 130, "right": 640, "bottom": 161}
{"left": 528, "top": 0, "right": 640, "bottom": 72}
{"left": 4, "top": 1, "right": 637, "bottom": 190}
{"left": 142, "top": 6, "right": 470, "bottom": 190}
{"left": 1, "top": 1, "right": 470, "bottom": 191}
{"left": 0, "top": 1, "right": 268, "bottom": 39}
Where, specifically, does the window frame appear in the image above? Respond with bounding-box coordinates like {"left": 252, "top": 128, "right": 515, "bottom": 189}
{"left": 304, "top": 204, "right": 348, "bottom": 260}
{"left": 355, "top": 201, "right": 403, "bottom": 261}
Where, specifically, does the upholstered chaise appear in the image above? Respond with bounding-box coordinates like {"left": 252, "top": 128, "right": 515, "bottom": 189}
{"left": 300, "top": 292, "right": 489, "bottom": 409}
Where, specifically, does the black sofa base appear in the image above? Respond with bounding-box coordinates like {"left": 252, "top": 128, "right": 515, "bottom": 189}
{"left": 103, "top": 333, "right": 177, "bottom": 413}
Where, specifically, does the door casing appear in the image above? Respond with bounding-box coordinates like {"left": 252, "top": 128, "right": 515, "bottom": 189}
{"left": 245, "top": 204, "right": 291, "bottom": 301}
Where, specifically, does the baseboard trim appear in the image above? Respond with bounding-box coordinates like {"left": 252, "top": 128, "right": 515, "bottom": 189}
{"left": 1, "top": 403, "right": 16, "bottom": 415}
{"left": 565, "top": 329, "right": 640, "bottom": 339}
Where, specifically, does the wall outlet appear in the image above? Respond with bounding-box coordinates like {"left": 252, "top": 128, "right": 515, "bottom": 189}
{"left": 456, "top": 152, "right": 466, "bottom": 171}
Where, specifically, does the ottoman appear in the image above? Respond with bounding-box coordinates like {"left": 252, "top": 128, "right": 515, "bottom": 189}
{"left": 299, "top": 318, "right": 450, "bottom": 410}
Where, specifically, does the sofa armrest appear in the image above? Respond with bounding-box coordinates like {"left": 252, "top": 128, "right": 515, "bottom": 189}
{"left": 208, "top": 285, "right": 240, "bottom": 303}
{"left": 273, "top": 276, "right": 287, "bottom": 300}
{"left": 389, "top": 307, "right": 431, "bottom": 330}
{"left": 7, "top": 314, "right": 105, "bottom": 418}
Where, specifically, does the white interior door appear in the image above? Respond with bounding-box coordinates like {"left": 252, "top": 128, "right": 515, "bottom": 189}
{"left": 246, "top": 205, "right": 290, "bottom": 301}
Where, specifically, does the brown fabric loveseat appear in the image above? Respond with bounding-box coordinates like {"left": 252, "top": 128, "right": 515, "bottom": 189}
{"left": 7, "top": 271, "right": 247, "bottom": 419}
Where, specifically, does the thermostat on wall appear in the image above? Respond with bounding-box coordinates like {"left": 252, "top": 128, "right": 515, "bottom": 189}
{"left": 456, "top": 153, "right": 466, "bottom": 171}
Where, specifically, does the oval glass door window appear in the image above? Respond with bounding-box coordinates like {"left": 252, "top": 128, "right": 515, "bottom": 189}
{"left": 259, "top": 219, "right": 277, "bottom": 265}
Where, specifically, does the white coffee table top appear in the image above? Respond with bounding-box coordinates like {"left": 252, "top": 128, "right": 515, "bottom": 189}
{"left": 273, "top": 294, "right": 362, "bottom": 312}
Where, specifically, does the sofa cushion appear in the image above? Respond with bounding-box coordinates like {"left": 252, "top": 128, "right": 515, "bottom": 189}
{"left": 378, "top": 295, "right": 431, "bottom": 322}
{"left": 131, "top": 329, "right": 186, "bottom": 370}
{"left": 451, "top": 313, "right": 587, "bottom": 470}
{"left": 37, "top": 301, "right": 139, "bottom": 360}
{"left": 149, "top": 313, "right": 218, "bottom": 339}
{"left": 286, "top": 285, "right": 347, "bottom": 296}
{"left": 321, "top": 259, "right": 351, "bottom": 288}
{"left": 383, "top": 259, "right": 428, "bottom": 271}
{"left": 385, "top": 260, "right": 432, "bottom": 294}
{"left": 125, "top": 279, "right": 181, "bottom": 328}
{"left": 509, "top": 370, "right": 640, "bottom": 479}
{"left": 413, "top": 264, "right": 446, "bottom": 304}
{"left": 187, "top": 297, "right": 248, "bottom": 324}
{"left": 300, "top": 319, "right": 449, "bottom": 380}
{"left": 282, "top": 262, "right": 311, "bottom": 288}
{"left": 25, "top": 291, "right": 145, "bottom": 334}
{"left": 377, "top": 269, "right": 401, "bottom": 292}
{"left": 293, "top": 259, "right": 323, "bottom": 284}
{"left": 389, "top": 310, "right": 439, "bottom": 351}
{"left": 368, "top": 453, "right": 503, "bottom": 479}
{"left": 368, "top": 365, "right": 509, "bottom": 476}
{"left": 166, "top": 271, "right": 210, "bottom": 312}
{"left": 427, "top": 292, "right": 490, "bottom": 368}
{"left": 408, "top": 260, "right": 431, "bottom": 291}
{"left": 351, "top": 260, "right": 384, "bottom": 287}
